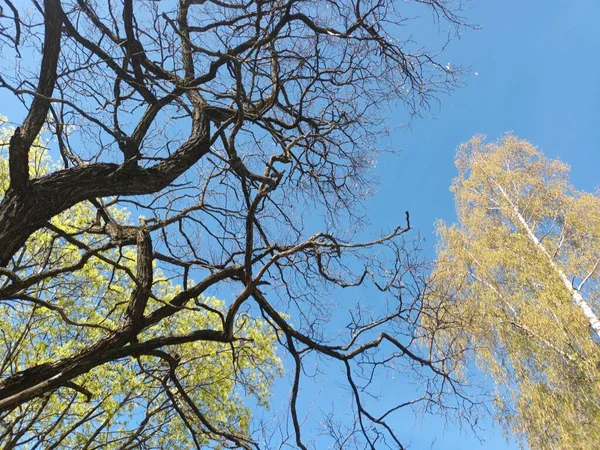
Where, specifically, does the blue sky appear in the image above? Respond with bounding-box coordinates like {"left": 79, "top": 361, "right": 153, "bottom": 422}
{"left": 2, "top": 1, "right": 599, "bottom": 448}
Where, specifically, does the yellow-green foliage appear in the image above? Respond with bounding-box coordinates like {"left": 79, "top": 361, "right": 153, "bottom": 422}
{"left": 426, "top": 135, "right": 600, "bottom": 449}
{"left": 0, "top": 117, "right": 281, "bottom": 447}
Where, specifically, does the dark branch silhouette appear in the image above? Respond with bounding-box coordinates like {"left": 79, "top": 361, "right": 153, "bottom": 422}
{"left": 0, "top": 0, "right": 478, "bottom": 447}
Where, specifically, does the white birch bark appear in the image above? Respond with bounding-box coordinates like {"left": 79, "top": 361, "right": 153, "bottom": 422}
{"left": 494, "top": 181, "right": 600, "bottom": 341}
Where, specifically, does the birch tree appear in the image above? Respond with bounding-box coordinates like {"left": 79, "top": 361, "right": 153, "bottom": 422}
{"left": 427, "top": 135, "right": 600, "bottom": 449}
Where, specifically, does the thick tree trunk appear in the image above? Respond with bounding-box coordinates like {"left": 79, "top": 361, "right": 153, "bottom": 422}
{"left": 0, "top": 0, "right": 210, "bottom": 267}
{"left": 0, "top": 123, "right": 210, "bottom": 267}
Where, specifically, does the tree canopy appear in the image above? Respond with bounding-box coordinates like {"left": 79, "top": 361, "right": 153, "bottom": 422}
{"left": 428, "top": 135, "right": 600, "bottom": 449}
{"left": 0, "top": 117, "right": 281, "bottom": 448}
{"left": 0, "top": 0, "right": 474, "bottom": 448}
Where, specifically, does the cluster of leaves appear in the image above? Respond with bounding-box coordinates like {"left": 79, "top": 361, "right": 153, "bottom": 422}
{"left": 0, "top": 117, "right": 281, "bottom": 448}
{"left": 426, "top": 135, "right": 600, "bottom": 449}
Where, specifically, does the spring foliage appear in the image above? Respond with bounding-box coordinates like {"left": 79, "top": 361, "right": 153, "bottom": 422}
{"left": 428, "top": 135, "right": 600, "bottom": 449}
{"left": 0, "top": 116, "right": 281, "bottom": 448}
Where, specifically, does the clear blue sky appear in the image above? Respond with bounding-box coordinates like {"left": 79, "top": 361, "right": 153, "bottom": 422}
{"left": 2, "top": 1, "right": 599, "bottom": 448}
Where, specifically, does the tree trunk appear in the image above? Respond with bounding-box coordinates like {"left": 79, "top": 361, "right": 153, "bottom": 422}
{"left": 495, "top": 182, "right": 600, "bottom": 341}
{"left": 0, "top": 121, "right": 209, "bottom": 267}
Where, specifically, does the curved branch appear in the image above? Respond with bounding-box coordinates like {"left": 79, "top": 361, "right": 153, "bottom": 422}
{"left": 8, "top": 0, "right": 61, "bottom": 191}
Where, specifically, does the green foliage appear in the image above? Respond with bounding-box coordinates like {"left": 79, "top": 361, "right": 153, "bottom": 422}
{"left": 0, "top": 116, "right": 281, "bottom": 448}
{"left": 427, "top": 135, "right": 600, "bottom": 449}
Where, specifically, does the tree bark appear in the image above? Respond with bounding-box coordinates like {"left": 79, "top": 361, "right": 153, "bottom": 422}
{"left": 0, "top": 119, "right": 209, "bottom": 267}
{"left": 0, "top": 264, "right": 237, "bottom": 410}
{"left": 0, "top": 328, "right": 227, "bottom": 412}
{"left": 8, "top": 0, "right": 62, "bottom": 192}
{"left": 495, "top": 182, "right": 600, "bottom": 341}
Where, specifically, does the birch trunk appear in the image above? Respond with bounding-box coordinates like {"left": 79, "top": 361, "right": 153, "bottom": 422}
{"left": 495, "top": 182, "right": 600, "bottom": 341}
